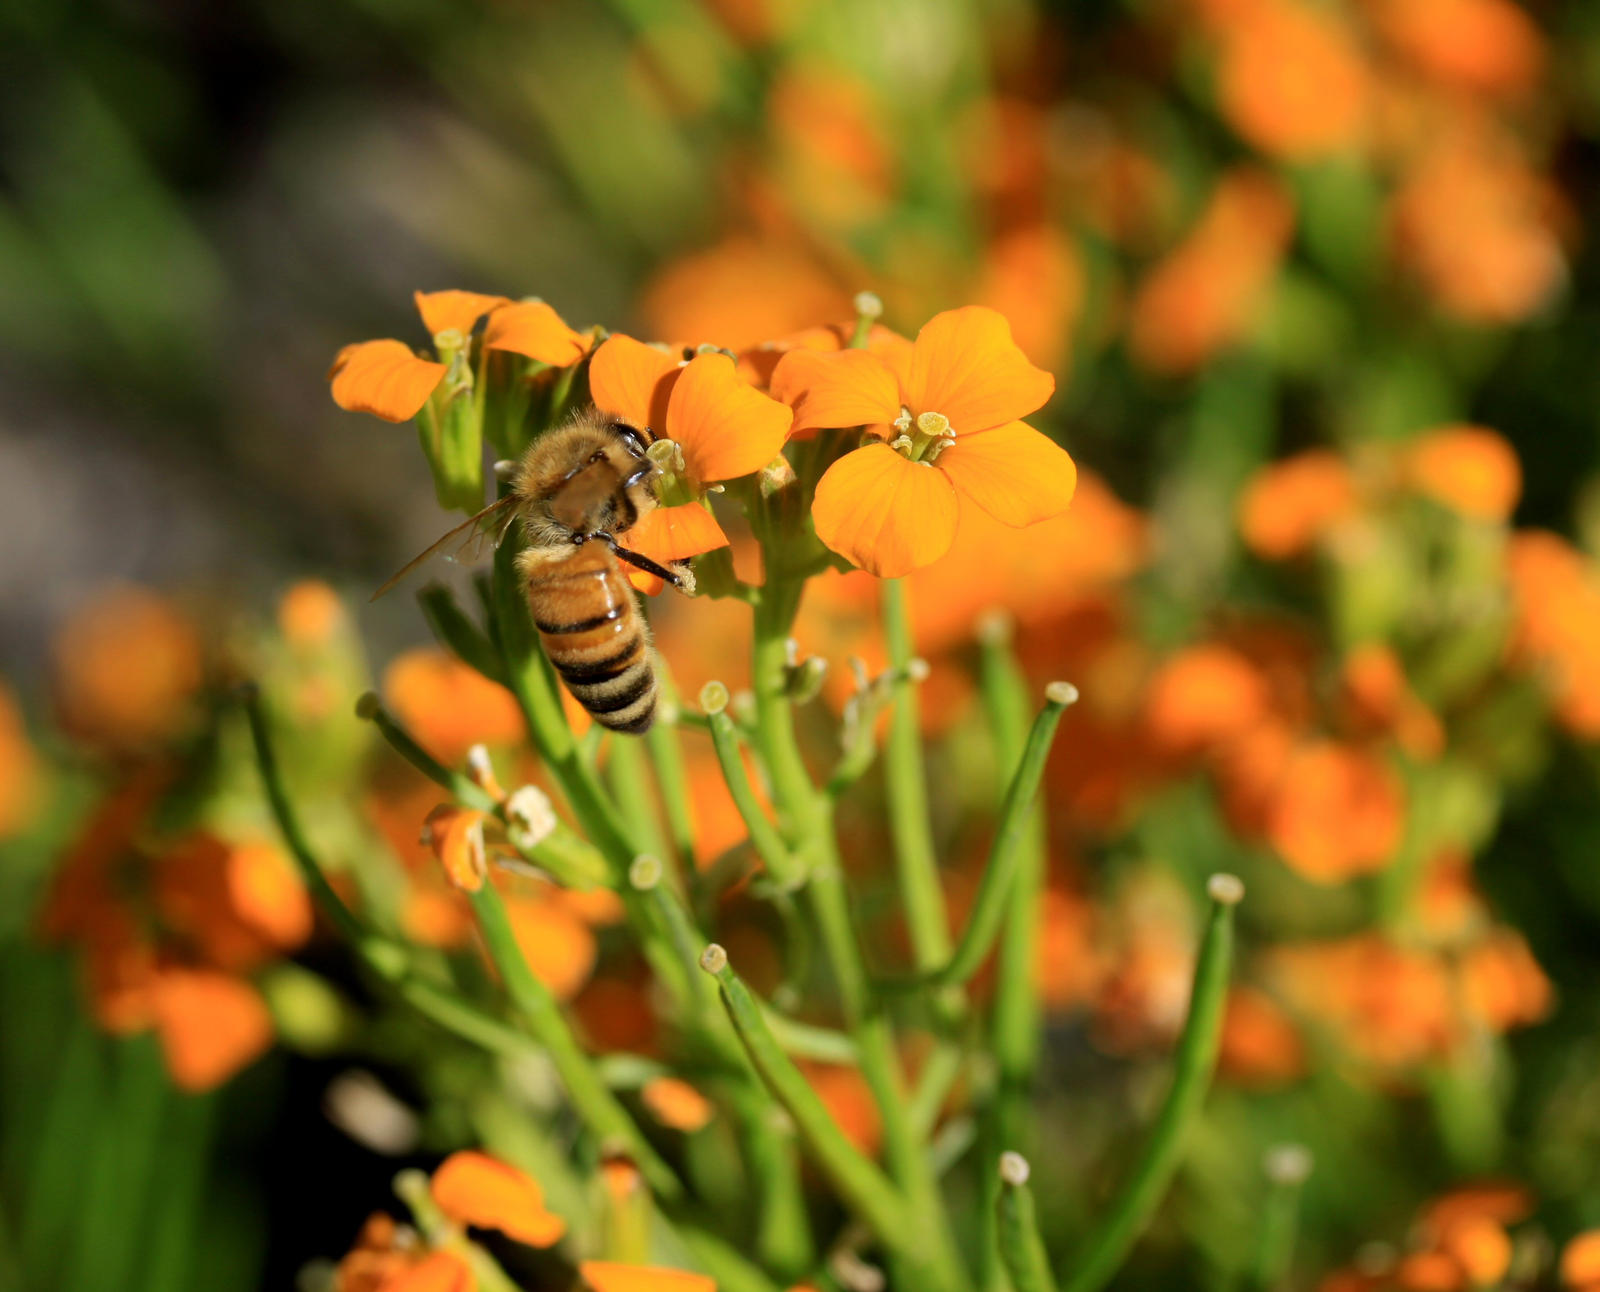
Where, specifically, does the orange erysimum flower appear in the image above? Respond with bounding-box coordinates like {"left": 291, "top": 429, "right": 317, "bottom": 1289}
{"left": 1390, "top": 126, "right": 1566, "bottom": 325}
{"left": 580, "top": 1263, "right": 716, "bottom": 1292}
{"left": 504, "top": 894, "right": 597, "bottom": 1001}
{"left": 1561, "top": 1230, "right": 1600, "bottom": 1288}
{"left": 0, "top": 680, "right": 43, "bottom": 839}
{"left": 1211, "top": 0, "right": 1370, "bottom": 160}
{"left": 772, "top": 305, "right": 1073, "bottom": 577}
{"left": 431, "top": 1150, "right": 565, "bottom": 1247}
{"left": 383, "top": 648, "right": 525, "bottom": 762}
{"left": 386, "top": 1251, "right": 475, "bottom": 1292}
{"left": 278, "top": 580, "right": 347, "bottom": 650}
{"left": 423, "top": 806, "right": 489, "bottom": 893}
{"left": 155, "top": 833, "right": 314, "bottom": 972}
{"left": 1369, "top": 0, "right": 1544, "bottom": 99}
{"left": 1337, "top": 645, "right": 1445, "bottom": 759}
{"left": 1238, "top": 449, "right": 1359, "bottom": 559}
{"left": 1404, "top": 425, "right": 1522, "bottom": 522}
{"left": 1505, "top": 531, "right": 1600, "bottom": 737}
{"left": 150, "top": 967, "right": 275, "bottom": 1092}
{"left": 641, "top": 1076, "right": 715, "bottom": 1132}
{"left": 589, "top": 340, "right": 795, "bottom": 587}
{"left": 53, "top": 585, "right": 204, "bottom": 751}
{"left": 1219, "top": 986, "right": 1307, "bottom": 1088}
{"left": 330, "top": 291, "right": 591, "bottom": 422}
{"left": 1128, "top": 169, "right": 1296, "bottom": 375}
{"left": 1143, "top": 645, "right": 1272, "bottom": 756}
{"left": 1265, "top": 741, "right": 1404, "bottom": 882}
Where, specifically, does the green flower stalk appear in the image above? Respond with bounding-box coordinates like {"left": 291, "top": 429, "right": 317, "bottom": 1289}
{"left": 1061, "top": 874, "right": 1245, "bottom": 1292}
{"left": 996, "top": 1153, "right": 1060, "bottom": 1292}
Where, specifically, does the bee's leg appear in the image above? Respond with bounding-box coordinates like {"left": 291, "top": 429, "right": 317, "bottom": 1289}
{"left": 594, "top": 535, "right": 694, "bottom": 591}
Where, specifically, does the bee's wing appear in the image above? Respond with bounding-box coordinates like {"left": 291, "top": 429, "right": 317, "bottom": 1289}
{"left": 370, "top": 495, "right": 520, "bottom": 601}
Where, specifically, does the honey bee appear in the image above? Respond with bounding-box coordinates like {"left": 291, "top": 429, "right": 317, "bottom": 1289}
{"left": 376, "top": 407, "right": 692, "bottom": 734}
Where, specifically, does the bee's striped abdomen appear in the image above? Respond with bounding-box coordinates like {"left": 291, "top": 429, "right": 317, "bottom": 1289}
{"left": 526, "top": 545, "right": 656, "bottom": 734}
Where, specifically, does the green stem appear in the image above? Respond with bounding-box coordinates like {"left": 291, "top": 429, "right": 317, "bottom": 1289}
{"left": 704, "top": 695, "right": 803, "bottom": 890}
{"left": 1251, "top": 1148, "right": 1312, "bottom": 1292}
{"left": 608, "top": 732, "right": 672, "bottom": 863}
{"left": 880, "top": 578, "right": 950, "bottom": 970}
{"left": 749, "top": 586, "right": 972, "bottom": 1292}
{"left": 928, "top": 682, "right": 1074, "bottom": 988}
{"left": 245, "top": 686, "right": 550, "bottom": 1062}
{"left": 467, "top": 880, "right": 682, "bottom": 1199}
{"left": 978, "top": 628, "right": 1051, "bottom": 1290}
{"left": 419, "top": 583, "right": 506, "bottom": 685}
{"left": 704, "top": 950, "right": 966, "bottom": 1291}
{"left": 1060, "top": 876, "right": 1243, "bottom": 1292}
{"left": 645, "top": 673, "right": 700, "bottom": 872}
{"left": 997, "top": 1156, "right": 1060, "bottom": 1292}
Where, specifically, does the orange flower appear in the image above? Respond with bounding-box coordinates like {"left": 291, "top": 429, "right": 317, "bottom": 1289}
{"left": 155, "top": 833, "right": 313, "bottom": 972}
{"left": 1561, "top": 1230, "right": 1600, "bottom": 1288}
{"left": 1144, "top": 645, "right": 1271, "bottom": 756}
{"left": 386, "top": 1252, "right": 475, "bottom": 1292}
{"left": 1370, "top": 0, "right": 1544, "bottom": 99}
{"left": 590, "top": 343, "right": 794, "bottom": 484}
{"left": 383, "top": 648, "right": 524, "bottom": 762}
{"left": 1436, "top": 1215, "right": 1512, "bottom": 1287}
{"left": 0, "top": 680, "right": 43, "bottom": 840}
{"left": 279, "top": 580, "right": 346, "bottom": 650}
{"left": 1390, "top": 126, "right": 1566, "bottom": 325}
{"left": 1337, "top": 645, "right": 1445, "bottom": 760}
{"left": 1505, "top": 531, "right": 1600, "bottom": 737}
{"left": 1211, "top": 0, "right": 1370, "bottom": 160}
{"left": 641, "top": 1076, "right": 714, "bottom": 1132}
{"left": 430, "top": 1150, "right": 565, "bottom": 1247}
{"left": 52, "top": 585, "right": 204, "bottom": 751}
{"left": 1128, "top": 169, "right": 1296, "bottom": 375}
{"left": 974, "top": 224, "right": 1087, "bottom": 375}
{"left": 150, "top": 967, "right": 275, "bottom": 1092}
{"left": 1405, "top": 425, "right": 1522, "bottom": 522}
{"left": 1219, "top": 986, "right": 1306, "bottom": 1087}
{"left": 580, "top": 1263, "right": 715, "bottom": 1292}
{"left": 1265, "top": 742, "right": 1404, "bottom": 882}
{"left": 423, "top": 806, "right": 489, "bottom": 894}
{"left": 504, "top": 894, "right": 597, "bottom": 1001}
{"left": 330, "top": 291, "right": 592, "bottom": 422}
{"left": 775, "top": 306, "right": 1073, "bottom": 577}
{"left": 1459, "top": 929, "right": 1551, "bottom": 1031}
{"left": 637, "top": 235, "right": 854, "bottom": 353}
{"left": 1238, "top": 450, "right": 1358, "bottom": 559}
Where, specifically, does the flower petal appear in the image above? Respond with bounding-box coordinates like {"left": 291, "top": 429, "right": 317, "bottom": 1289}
{"left": 387, "top": 1251, "right": 475, "bottom": 1292}
{"left": 414, "top": 289, "right": 509, "bottom": 338}
{"left": 812, "top": 443, "right": 960, "bottom": 578}
{"left": 432, "top": 1150, "right": 567, "bottom": 1247}
{"left": 484, "top": 301, "right": 590, "bottom": 366}
{"left": 905, "top": 305, "right": 1055, "bottom": 433}
{"left": 623, "top": 504, "right": 727, "bottom": 594}
{"left": 940, "top": 421, "right": 1077, "bottom": 527}
{"left": 769, "top": 348, "right": 903, "bottom": 436}
{"left": 329, "top": 340, "right": 447, "bottom": 423}
{"left": 589, "top": 334, "right": 681, "bottom": 433}
{"left": 666, "top": 352, "right": 794, "bottom": 482}
{"left": 579, "top": 1262, "right": 716, "bottom": 1292}
{"left": 150, "top": 968, "right": 274, "bottom": 1092}
{"left": 424, "top": 805, "right": 488, "bottom": 892}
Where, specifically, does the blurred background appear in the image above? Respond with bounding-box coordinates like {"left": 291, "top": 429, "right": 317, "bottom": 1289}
{"left": 3, "top": 0, "right": 1600, "bottom": 1288}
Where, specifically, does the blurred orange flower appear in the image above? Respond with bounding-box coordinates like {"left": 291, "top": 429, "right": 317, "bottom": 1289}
{"left": 53, "top": 585, "right": 204, "bottom": 751}
{"left": 1369, "top": 0, "right": 1545, "bottom": 99}
{"left": 1505, "top": 531, "right": 1600, "bottom": 737}
{"left": 1219, "top": 986, "right": 1307, "bottom": 1087}
{"left": 1129, "top": 169, "right": 1295, "bottom": 375}
{"left": 1390, "top": 125, "right": 1566, "bottom": 325}
{"left": 1238, "top": 450, "right": 1359, "bottom": 560}
{"left": 778, "top": 305, "right": 1072, "bottom": 576}
{"left": 0, "top": 680, "right": 43, "bottom": 839}
{"left": 1337, "top": 645, "right": 1445, "bottom": 760}
{"left": 279, "top": 580, "right": 347, "bottom": 650}
{"left": 504, "top": 893, "right": 598, "bottom": 1001}
{"left": 1144, "top": 645, "right": 1272, "bottom": 756}
{"left": 1265, "top": 741, "right": 1404, "bottom": 882}
{"left": 383, "top": 648, "right": 524, "bottom": 763}
{"left": 150, "top": 967, "right": 275, "bottom": 1092}
{"left": 1405, "top": 425, "right": 1522, "bottom": 521}
{"left": 1211, "top": 0, "right": 1371, "bottom": 159}
{"left": 1561, "top": 1230, "right": 1600, "bottom": 1289}
{"left": 580, "top": 1263, "right": 715, "bottom": 1292}
{"left": 641, "top": 1076, "right": 715, "bottom": 1132}
{"left": 431, "top": 1150, "right": 565, "bottom": 1247}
